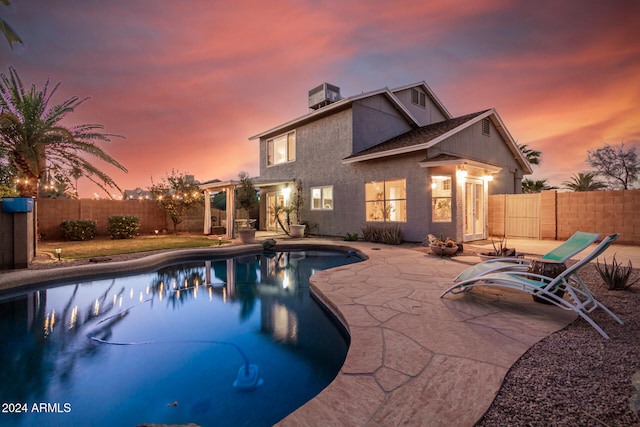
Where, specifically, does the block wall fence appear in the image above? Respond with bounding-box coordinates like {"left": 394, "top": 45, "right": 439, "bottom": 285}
{"left": 489, "top": 189, "right": 640, "bottom": 245}
{"left": 37, "top": 199, "right": 212, "bottom": 240}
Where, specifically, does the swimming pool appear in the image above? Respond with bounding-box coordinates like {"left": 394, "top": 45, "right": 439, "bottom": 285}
{"left": 0, "top": 249, "right": 362, "bottom": 427}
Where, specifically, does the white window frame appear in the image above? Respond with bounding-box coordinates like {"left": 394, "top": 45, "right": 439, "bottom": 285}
{"left": 267, "top": 131, "right": 296, "bottom": 166}
{"left": 365, "top": 179, "right": 407, "bottom": 222}
{"left": 431, "top": 175, "right": 452, "bottom": 222}
{"left": 411, "top": 88, "right": 426, "bottom": 108}
{"left": 311, "top": 186, "right": 333, "bottom": 210}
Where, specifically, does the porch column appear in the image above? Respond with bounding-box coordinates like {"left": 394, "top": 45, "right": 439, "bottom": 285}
{"left": 203, "top": 190, "right": 211, "bottom": 235}
{"left": 225, "top": 185, "right": 235, "bottom": 239}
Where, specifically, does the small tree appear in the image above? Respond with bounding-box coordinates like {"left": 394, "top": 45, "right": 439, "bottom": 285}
{"left": 562, "top": 172, "right": 607, "bottom": 192}
{"left": 149, "top": 170, "right": 202, "bottom": 234}
{"left": 236, "top": 171, "right": 258, "bottom": 226}
{"left": 587, "top": 142, "right": 640, "bottom": 190}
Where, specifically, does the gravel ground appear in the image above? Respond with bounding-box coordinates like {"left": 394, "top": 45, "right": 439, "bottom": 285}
{"left": 25, "top": 248, "right": 640, "bottom": 426}
{"left": 476, "top": 262, "right": 640, "bottom": 427}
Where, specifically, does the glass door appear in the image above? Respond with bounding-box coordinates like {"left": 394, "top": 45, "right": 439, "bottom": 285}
{"left": 266, "top": 192, "right": 285, "bottom": 231}
{"left": 464, "top": 179, "right": 485, "bottom": 241}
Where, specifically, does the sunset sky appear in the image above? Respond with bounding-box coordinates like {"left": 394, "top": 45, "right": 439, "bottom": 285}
{"left": 2, "top": 0, "right": 639, "bottom": 197}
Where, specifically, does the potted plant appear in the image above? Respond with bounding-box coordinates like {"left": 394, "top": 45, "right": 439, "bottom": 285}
{"left": 236, "top": 172, "right": 258, "bottom": 243}
{"left": 478, "top": 237, "right": 517, "bottom": 261}
{"left": 426, "top": 234, "right": 458, "bottom": 256}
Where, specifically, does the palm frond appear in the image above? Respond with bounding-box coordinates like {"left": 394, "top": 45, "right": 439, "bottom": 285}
{"left": 0, "top": 18, "right": 22, "bottom": 50}
{"left": 0, "top": 66, "right": 127, "bottom": 197}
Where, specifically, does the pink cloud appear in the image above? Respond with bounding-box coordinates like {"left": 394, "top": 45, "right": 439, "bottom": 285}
{"left": 5, "top": 0, "right": 640, "bottom": 197}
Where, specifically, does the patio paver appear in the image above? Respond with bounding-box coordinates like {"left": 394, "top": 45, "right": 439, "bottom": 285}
{"left": 277, "top": 241, "right": 577, "bottom": 426}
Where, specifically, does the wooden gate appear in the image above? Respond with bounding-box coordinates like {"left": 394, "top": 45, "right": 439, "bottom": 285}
{"left": 505, "top": 194, "right": 540, "bottom": 239}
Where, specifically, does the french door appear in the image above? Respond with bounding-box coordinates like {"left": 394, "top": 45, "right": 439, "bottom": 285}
{"left": 464, "top": 179, "right": 485, "bottom": 241}
{"left": 266, "top": 192, "right": 285, "bottom": 231}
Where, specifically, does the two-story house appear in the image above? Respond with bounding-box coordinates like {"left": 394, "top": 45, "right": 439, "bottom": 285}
{"left": 201, "top": 81, "right": 532, "bottom": 243}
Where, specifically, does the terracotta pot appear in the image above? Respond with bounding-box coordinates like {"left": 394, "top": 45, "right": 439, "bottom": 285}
{"left": 430, "top": 244, "right": 458, "bottom": 256}
{"left": 238, "top": 228, "right": 256, "bottom": 244}
{"left": 289, "top": 224, "right": 305, "bottom": 238}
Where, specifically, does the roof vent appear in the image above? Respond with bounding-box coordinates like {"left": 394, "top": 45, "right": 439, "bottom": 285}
{"left": 308, "top": 83, "right": 341, "bottom": 110}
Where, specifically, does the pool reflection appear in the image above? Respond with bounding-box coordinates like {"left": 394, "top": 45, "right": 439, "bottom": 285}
{"left": 0, "top": 250, "right": 360, "bottom": 427}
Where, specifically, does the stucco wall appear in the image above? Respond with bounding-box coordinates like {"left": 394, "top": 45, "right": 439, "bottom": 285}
{"left": 259, "top": 109, "right": 353, "bottom": 181}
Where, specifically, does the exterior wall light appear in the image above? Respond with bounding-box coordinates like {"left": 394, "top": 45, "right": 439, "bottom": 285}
{"left": 281, "top": 186, "right": 291, "bottom": 203}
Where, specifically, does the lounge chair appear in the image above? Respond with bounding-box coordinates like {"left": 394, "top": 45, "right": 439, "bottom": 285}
{"left": 453, "top": 231, "right": 601, "bottom": 283}
{"left": 441, "top": 234, "right": 623, "bottom": 339}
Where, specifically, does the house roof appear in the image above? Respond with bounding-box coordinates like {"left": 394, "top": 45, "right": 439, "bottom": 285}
{"left": 248, "top": 81, "right": 450, "bottom": 141}
{"left": 341, "top": 109, "right": 533, "bottom": 174}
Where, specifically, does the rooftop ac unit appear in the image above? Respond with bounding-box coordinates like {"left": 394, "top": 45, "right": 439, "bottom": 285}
{"left": 308, "top": 83, "right": 341, "bottom": 110}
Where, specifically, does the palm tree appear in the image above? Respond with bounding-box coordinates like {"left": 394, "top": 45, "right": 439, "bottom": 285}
{"left": 562, "top": 172, "right": 607, "bottom": 192}
{"left": 522, "top": 178, "right": 556, "bottom": 194}
{"left": 518, "top": 143, "right": 542, "bottom": 166}
{"left": 1, "top": 0, "right": 23, "bottom": 50}
{"left": 0, "top": 66, "right": 127, "bottom": 198}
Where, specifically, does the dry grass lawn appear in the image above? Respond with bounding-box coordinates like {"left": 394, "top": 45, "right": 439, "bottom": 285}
{"left": 39, "top": 235, "right": 225, "bottom": 259}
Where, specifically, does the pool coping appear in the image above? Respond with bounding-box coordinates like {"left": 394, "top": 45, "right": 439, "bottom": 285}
{"left": 0, "top": 240, "right": 577, "bottom": 426}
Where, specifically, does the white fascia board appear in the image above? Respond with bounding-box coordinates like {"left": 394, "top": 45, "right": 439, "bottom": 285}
{"left": 341, "top": 110, "right": 493, "bottom": 164}
{"left": 248, "top": 98, "right": 352, "bottom": 141}
{"left": 419, "top": 158, "right": 502, "bottom": 173}
{"left": 199, "top": 180, "right": 238, "bottom": 190}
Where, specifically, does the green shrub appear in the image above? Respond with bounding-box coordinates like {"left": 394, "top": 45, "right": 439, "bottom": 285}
{"left": 595, "top": 255, "right": 639, "bottom": 290}
{"left": 107, "top": 215, "right": 140, "bottom": 239}
{"left": 60, "top": 219, "right": 97, "bottom": 241}
{"left": 344, "top": 232, "right": 359, "bottom": 241}
{"left": 360, "top": 223, "right": 403, "bottom": 245}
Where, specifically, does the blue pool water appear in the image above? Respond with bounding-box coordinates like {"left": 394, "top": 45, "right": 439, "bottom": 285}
{"left": 0, "top": 250, "right": 361, "bottom": 427}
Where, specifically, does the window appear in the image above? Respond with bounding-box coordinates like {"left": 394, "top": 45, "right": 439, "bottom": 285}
{"left": 311, "top": 186, "right": 333, "bottom": 210}
{"left": 431, "top": 175, "right": 452, "bottom": 222}
{"left": 267, "top": 131, "right": 296, "bottom": 166}
{"left": 411, "top": 88, "right": 426, "bottom": 108}
{"left": 365, "top": 179, "right": 406, "bottom": 222}
{"left": 482, "top": 118, "right": 490, "bottom": 136}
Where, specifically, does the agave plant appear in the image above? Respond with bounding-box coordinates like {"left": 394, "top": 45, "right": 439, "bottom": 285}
{"left": 595, "top": 255, "right": 639, "bottom": 290}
